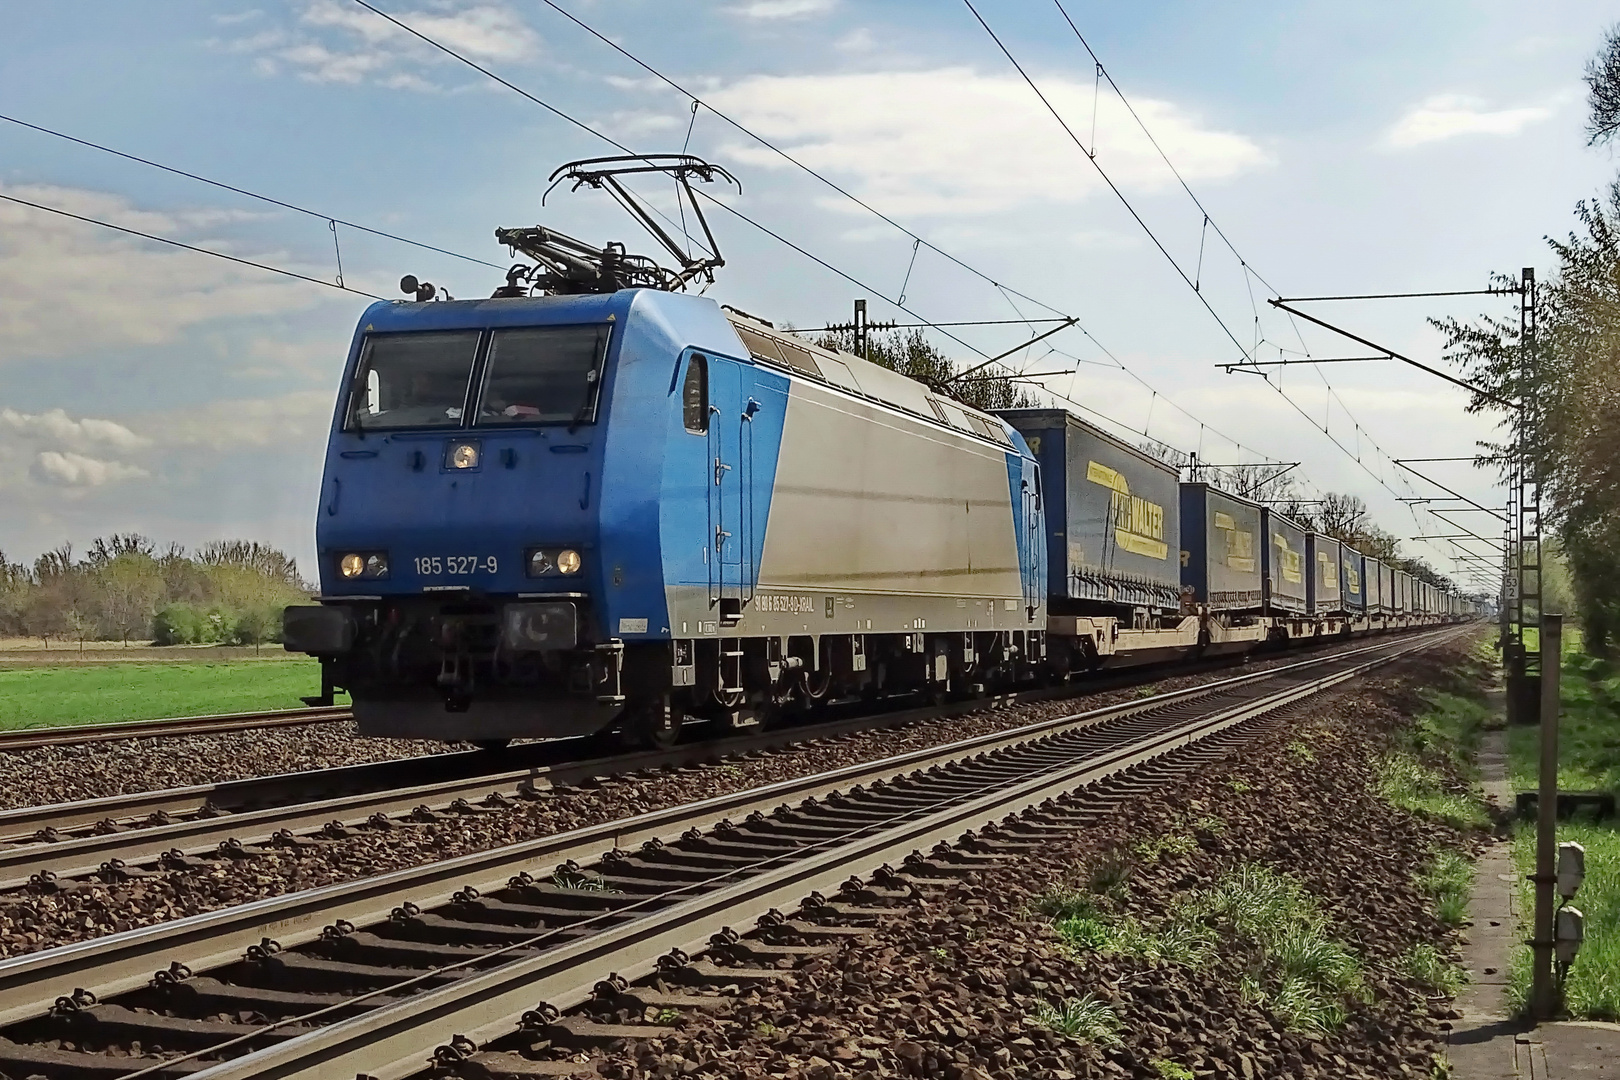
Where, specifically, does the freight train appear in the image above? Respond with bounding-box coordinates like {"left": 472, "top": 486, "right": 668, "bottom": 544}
{"left": 282, "top": 288, "right": 1477, "bottom": 748}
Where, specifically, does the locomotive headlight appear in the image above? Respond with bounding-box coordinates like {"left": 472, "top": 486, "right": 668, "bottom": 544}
{"left": 449, "top": 442, "right": 480, "bottom": 469}
{"left": 364, "top": 553, "right": 389, "bottom": 579}
{"left": 525, "top": 547, "right": 583, "bottom": 578}
{"left": 339, "top": 553, "right": 365, "bottom": 579}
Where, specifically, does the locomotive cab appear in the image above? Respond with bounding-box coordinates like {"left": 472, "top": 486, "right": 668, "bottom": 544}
{"left": 284, "top": 289, "right": 688, "bottom": 744}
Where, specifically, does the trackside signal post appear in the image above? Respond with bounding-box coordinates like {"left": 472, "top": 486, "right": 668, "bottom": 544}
{"left": 1530, "top": 613, "right": 1561, "bottom": 1018}
{"left": 1504, "top": 269, "right": 1542, "bottom": 727}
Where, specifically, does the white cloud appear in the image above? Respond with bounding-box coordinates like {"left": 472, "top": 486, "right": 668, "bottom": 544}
{"left": 141, "top": 390, "right": 335, "bottom": 450}
{"left": 31, "top": 451, "right": 149, "bottom": 488}
{"left": 1385, "top": 94, "right": 1552, "bottom": 148}
{"left": 0, "top": 184, "right": 324, "bottom": 360}
{"left": 235, "top": 0, "right": 541, "bottom": 89}
{"left": 726, "top": 0, "right": 837, "bottom": 19}
{"left": 679, "top": 67, "right": 1268, "bottom": 216}
{"left": 836, "top": 28, "right": 875, "bottom": 52}
{"left": 0, "top": 409, "right": 148, "bottom": 453}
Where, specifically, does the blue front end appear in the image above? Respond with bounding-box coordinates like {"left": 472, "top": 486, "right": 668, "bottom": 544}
{"left": 290, "top": 289, "right": 748, "bottom": 742}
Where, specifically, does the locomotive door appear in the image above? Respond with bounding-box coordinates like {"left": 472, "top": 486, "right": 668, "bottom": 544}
{"left": 706, "top": 358, "right": 755, "bottom": 621}
{"left": 1022, "top": 464, "right": 1043, "bottom": 619}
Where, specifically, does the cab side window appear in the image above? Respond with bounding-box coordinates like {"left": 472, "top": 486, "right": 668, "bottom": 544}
{"left": 682, "top": 353, "right": 708, "bottom": 434}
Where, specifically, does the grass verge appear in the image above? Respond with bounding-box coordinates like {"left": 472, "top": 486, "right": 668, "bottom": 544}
{"left": 0, "top": 659, "right": 343, "bottom": 729}
{"left": 1039, "top": 863, "right": 1366, "bottom": 1034}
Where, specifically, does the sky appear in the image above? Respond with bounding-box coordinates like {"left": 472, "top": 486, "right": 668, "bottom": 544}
{"left": 1, "top": 0, "right": 1614, "bottom": 594}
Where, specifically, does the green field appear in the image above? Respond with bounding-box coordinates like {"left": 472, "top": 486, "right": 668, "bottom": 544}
{"left": 0, "top": 659, "right": 346, "bottom": 729}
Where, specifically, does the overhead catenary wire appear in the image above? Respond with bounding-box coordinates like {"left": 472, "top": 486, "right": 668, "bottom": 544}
{"left": 1027, "top": 1, "right": 1491, "bottom": 567}
{"left": 962, "top": 0, "right": 1254, "bottom": 363}
{"left": 0, "top": 112, "right": 506, "bottom": 271}
{"left": 353, "top": 0, "right": 1289, "bottom": 471}
{"left": 0, "top": 190, "right": 388, "bottom": 300}
{"left": 499, "top": 0, "right": 1292, "bottom": 468}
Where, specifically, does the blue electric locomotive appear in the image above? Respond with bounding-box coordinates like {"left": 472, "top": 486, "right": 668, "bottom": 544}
{"left": 284, "top": 288, "right": 1047, "bottom": 746}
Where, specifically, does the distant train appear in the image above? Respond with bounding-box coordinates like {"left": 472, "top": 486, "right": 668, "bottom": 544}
{"left": 283, "top": 289, "right": 1477, "bottom": 748}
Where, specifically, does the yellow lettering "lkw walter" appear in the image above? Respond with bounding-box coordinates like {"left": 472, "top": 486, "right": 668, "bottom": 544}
{"left": 1086, "top": 461, "right": 1167, "bottom": 560}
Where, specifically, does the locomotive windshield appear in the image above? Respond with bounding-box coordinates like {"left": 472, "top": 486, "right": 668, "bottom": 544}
{"left": 347, "top": 331, "right": 480, "bottom": 431}
{"left": 345, "top": 324, "right": 611, "bottom": 431}
{"left": 476, "top": 325, "right": 610, "bottom": 425}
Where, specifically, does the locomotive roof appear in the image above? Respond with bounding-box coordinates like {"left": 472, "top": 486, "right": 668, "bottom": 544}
{"left": 721, "top": 310, "right": 1017, "bottom": 450}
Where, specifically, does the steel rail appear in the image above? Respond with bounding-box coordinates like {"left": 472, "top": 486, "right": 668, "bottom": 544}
{"left": 0, "top": 628, "right": 1458, "bottom": 1035}
{"left": 188, "top": 628, "right": 1461, "bottom": 1080}
{"left": 0, "top": 637, "right": 1383, "bottom": 885}
{"left": 0, "top": 706, "right": 352, "bottom": 753}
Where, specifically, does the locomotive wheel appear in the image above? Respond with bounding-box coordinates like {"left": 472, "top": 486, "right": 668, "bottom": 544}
{"left": 620, "top": 701, "right": 683, "bottom": 751}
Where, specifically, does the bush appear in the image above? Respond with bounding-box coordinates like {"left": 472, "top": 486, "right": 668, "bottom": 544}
{"left": 231, "top": 606, "right": 282, "bottom": 646}
{"left": 152, "top": 604, "right": 240, "bottom": 645}
{"left": 152, "top": 603, "right": 205, "bottom": 645}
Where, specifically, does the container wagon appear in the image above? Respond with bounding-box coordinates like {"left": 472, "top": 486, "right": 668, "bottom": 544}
{"left": 1004, "top": 409, "right": 1192, "bottom": 667}
{"left": 1179, "top": 482, "right": 1267, "bottom": 654}
{"left": 1339, "top": 545, "right": 1366, "bottom": 623}
{"left": 1306, "top": 533, "right": 1342, "bottom": 621}
{"left": 1260, "top": 507, "right": 1309, "bottom": 623}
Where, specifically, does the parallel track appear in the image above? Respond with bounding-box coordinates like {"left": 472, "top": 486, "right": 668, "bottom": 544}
{"left": 0, "top": 706, "right": 352, "bottom": 753}
{"left": 0, "top": 627, "right": 1463, "bottom": 1080}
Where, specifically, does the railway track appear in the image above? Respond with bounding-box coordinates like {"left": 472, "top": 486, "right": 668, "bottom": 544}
{"left": 0, "top": 706, "right": 352, "bottom": 753}
{"left": 0, "top": 626, "right": 1461, "bottom": 1080}
{"left": 0, "top": 633, "right": 1410, "bottom": 894}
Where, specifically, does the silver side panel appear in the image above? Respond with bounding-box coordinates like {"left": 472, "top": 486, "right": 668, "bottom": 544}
{"left": 759, "top": 382, "right": 1023, "bottom": 599}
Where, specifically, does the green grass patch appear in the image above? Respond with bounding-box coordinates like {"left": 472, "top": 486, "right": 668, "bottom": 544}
{"left": 1133, "top": 832, "right": 1197, "bottom": 861}
{"left": 1502, "top": 639, "right": 1620, "bottom": 1020}
{"left": 0, "top": 659, "right": 343, "bottom": 728}
{"left": 1039, "top": 864, "right": 1365, "bottom": 1033}
{"left": 1507, "top": 648, "right": 1620, "bottom": 795}
{"left": 1402, "top": 943, "right": 1468, "bottom": 995}
{"left": 1507, "top": 821, "right": 1620, "bottom": 1020}
{"left": 1152, "top": 1061, "right": 1195, "bottom": 1080}
{"left": 1405, "top": 692, "right": 1492, "bottom": 773}
{"left": 1418, "top": 850, "right": 1475, "bottom": 928}
{"left": 1376, "top": 753, "right": 1490, "bottom": 829}
{"left": 1030, "top": 995, "right": 1121, "bottom": 1045}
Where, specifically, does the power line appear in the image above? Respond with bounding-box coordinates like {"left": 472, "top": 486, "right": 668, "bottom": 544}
{"left": 0, "top": 112, "right": 505, "bottom": 271}
{"left": 515, "top": 0, "right": 1289, "bottom": 466}
{"left": 354, "top": 0, "right": 1288, "bottom": 469}
{"left": 1034, "top": 2, "right": 1493, "bottom": 550}
{"left": 962, "top": 0, "right": 1253, "bottom": 362}
{"left": 0, "top": 190, "right": 387, "bottom": 300}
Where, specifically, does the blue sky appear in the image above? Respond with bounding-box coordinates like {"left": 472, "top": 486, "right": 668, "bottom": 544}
{"left": 1, "top": 0, "right": 1612, "bottom": 592}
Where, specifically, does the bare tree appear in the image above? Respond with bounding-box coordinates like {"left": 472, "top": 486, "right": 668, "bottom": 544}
{"left": 1587, "top": 24, "right": 1620, "bottom": 146}
{"left": 1315, "top": 492, "right": 1369, "bottom": 542}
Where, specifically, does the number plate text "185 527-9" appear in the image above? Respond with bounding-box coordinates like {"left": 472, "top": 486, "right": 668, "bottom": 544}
{"left": 414, "top": 556, "right": 498, "bottom": 575}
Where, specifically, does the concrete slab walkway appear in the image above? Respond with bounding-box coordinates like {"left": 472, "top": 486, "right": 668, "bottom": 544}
{"left": 1448, "top": 725, "right": 1533, "bottom": 1077}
